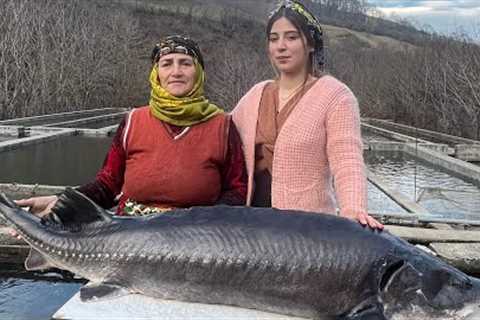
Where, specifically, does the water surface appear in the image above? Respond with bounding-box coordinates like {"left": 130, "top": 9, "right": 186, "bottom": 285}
{"left": 367, "top": 182, "right": 406, "bottom": 214}
{"left": 0, "top": 266, "right": 82, "bottom": 320}
{"left": 365, "top": 151, "right": 480, "bottom": 221}
{"left": 0, "top": 136, "right": 112, "bottom": 186}
{"left": 0, "top": 136, "right": 15, "bottom": 142}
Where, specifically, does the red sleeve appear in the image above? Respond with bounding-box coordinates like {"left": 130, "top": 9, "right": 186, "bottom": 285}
{"left": 76, "top": 117, "right": 127, "bottom": 209}
{"left": 216, "top": 120, "right": 248, "bottom": 205}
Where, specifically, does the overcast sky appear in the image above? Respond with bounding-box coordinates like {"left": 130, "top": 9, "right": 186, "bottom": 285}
{"left": 368, "top": 0, "right": 480, "bottom": 39}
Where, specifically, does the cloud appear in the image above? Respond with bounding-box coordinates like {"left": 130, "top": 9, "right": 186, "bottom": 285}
{"left": 369, "top": 0, "right": 480, "bottom": 10}
{"left": 368, "top": 0, "right": 480, "bottom": 39}
{"left": 376, "top": 6, "right": 431, "bottom": 15}
{"left": 370, "top": 0, "right": 480, "bottom": 14}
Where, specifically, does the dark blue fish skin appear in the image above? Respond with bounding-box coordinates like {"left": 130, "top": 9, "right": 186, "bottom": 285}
{"left": 0, "top": 190, "right": 479, "bottom": 320}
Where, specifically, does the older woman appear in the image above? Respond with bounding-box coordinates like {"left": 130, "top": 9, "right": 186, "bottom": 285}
{"left": 232, "top": 1, "right": 382, "bottom": 229}
{"left": 17, "top": 35, "right": 247, "bottom": 216}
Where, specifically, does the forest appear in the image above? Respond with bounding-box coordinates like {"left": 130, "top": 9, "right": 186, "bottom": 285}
{"left": 1, "top": 0, "right": 479, "bottom": 139}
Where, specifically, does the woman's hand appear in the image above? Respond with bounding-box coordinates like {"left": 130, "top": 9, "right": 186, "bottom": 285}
{"left": 342, "top": 211, "right": 384, "bottom": 230}
{"left": 14, "top": 195, "right": 59, "bottom": 217}
{"left": 9, "top": 195, "right": 59, "bottom": 239}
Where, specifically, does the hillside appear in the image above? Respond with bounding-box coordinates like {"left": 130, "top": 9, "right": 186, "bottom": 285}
{"left": 103, "top": 0, "right": 416, "bottom": 111}
{"left": 0, "top": 0, "right": 423, "bottom": 117}
{"left": 119, "top": 0, "right": 427, "bottom": 47}
{"left": 96, "top": 0, "right": 480, "bottom": 140}
{"left": 112, "top": 0, "right": 417, "bottom": 50}
{"left": 3, "top": 0, "right": 478, "bottom": 140}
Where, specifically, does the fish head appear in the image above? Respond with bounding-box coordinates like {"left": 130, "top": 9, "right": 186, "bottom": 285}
{"left": 420, "top": 268, "right": 480, "bottom": 312}
{"left": 0, "top": 189, "right": 116, "bottom": 274}
{"left": 380, "top": 256, "right": 480, "bottom": 319}
{"left": 391, "top": 268, "right": 480, "bottom": 320}
{"left": 461, "top": 303, "right": 480, "bottom": 320}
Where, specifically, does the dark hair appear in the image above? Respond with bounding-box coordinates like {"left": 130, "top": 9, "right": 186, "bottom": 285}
{"left": 266, "top": 5, "right": 324, "bottom": 76}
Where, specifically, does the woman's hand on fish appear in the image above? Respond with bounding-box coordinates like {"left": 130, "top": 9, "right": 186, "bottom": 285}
{"left": 9, "top": 195, "right": 59, "bottom": 239}
{"left": 343, "top": 211, "right": 384, "bottom": 230}
{"left": 14, "top": 195, "right": 58, "bottom": 216}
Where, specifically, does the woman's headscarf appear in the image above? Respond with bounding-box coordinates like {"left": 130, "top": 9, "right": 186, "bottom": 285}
{"left": 148, "top": 35, "right": 223, "bottom": 126}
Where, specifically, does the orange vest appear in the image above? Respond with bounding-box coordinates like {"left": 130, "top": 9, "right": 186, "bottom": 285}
{"left": 121, "top": 106, "right": 228, "bottom": 208}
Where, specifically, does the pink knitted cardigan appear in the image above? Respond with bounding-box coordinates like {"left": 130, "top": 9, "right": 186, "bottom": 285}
{"left": 231, "top": 75, "right": 367, "bottom": 216}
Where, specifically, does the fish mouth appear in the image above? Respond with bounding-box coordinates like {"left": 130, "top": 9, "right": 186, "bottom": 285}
{"left": 459, "top": 302, "right": 480, "bottom": 320}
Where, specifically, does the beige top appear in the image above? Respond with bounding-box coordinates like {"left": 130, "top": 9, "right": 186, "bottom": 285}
{"left": 253, "top": 80, "right": 318, "bottom": 207}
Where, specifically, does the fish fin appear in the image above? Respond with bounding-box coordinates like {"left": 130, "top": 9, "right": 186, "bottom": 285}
{"left": 80, "top": 282, "right": 130, "bottom": 302}
{"left": 340, "top": 298, "right": 386, "bottom": 320}
{"left": 380, "top": 260, "right": 422, "bottom": 296}
{"left": 420, "top": 267, "right": 471, "bottom": 309}
{"left": 25, "top": 248, "right": 54, "bottom": 271}
{"left": 50, "top": 187, "right": 112, "bottom": 228}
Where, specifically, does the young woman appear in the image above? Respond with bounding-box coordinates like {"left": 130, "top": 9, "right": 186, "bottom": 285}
{"left": 232, "top": 1, "right": 382, "bottom": 229}
{"left": 17, "top": 35, "right": 247, "bottom": 216}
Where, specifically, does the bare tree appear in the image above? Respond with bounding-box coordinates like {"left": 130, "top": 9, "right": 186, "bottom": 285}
{"left": 0, "top": 0, "right": 143, "bottom": 120}
{"left": 207, "top": 44, "right": 271, "bottom": 110}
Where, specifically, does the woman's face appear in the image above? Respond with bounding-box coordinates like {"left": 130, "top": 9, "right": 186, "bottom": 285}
{"left": 268, "top": 17, "right": 311, "bottom": 76}
{"left": 157, "top": 53, "right": 196, "bottom": 97}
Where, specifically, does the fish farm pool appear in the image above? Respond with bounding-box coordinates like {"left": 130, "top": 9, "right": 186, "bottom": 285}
{"left": 64, "top": 119, "right": 121, "bottom": 129}
{"left": 0, "top": 265, "right": 83, "bottom": 320}
{"left": 0, "top": 135, "right": 17, "bottom": 143}
{"left": 0, "top": 109, "right": 124, "bottom": 127}
{"left": 367, "top": 181, "right": 406, "bottom": 214}
{"left": 362, "top": 130, "right": 399, "bottom": 143}
{"left": 0, "top": 135, "right": 112, "bottom": 186}
{"left": 365, "top": 151, "right": 480, "bottom": 221}
{"left": 0, "top": 134, "right": 479, "bottom": 221}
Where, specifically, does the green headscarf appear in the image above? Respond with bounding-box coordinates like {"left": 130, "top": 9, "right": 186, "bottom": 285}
{"left": 149, "top": 60, "right": 223, "bottom": 126}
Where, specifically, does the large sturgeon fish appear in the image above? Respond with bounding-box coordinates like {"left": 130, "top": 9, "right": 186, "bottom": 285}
{"left": 0, "top": 188, "right": 479, "bottom": 320}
